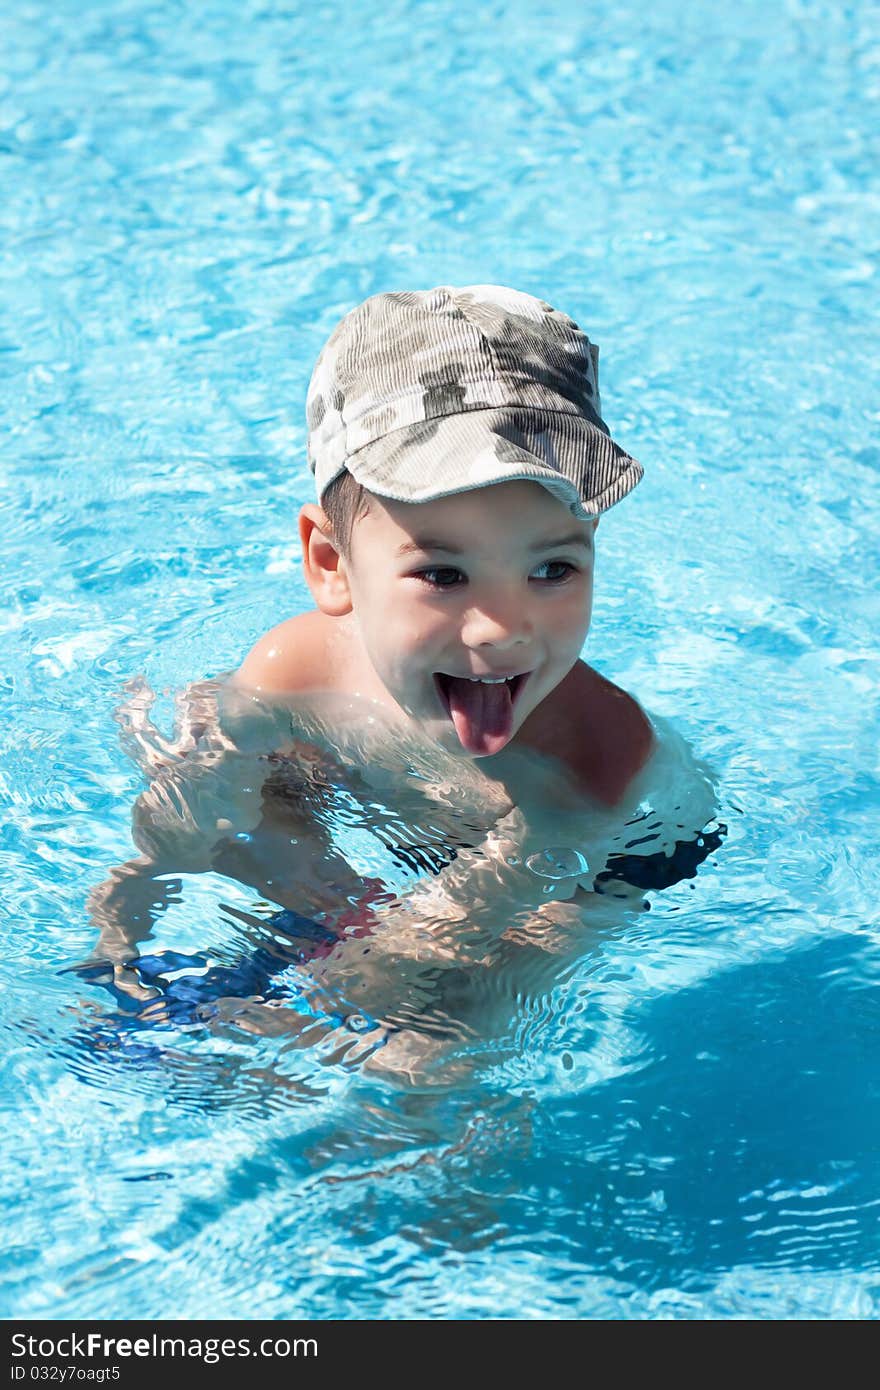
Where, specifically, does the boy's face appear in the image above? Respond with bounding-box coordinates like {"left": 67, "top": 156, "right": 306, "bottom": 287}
{"left": 342, "top": 480, "right": 597, "bottom": 759}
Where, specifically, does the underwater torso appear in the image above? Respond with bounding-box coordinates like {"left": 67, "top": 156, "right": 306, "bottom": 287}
{"left": 88, "top": 679, "right": 728, "bottom": 1068}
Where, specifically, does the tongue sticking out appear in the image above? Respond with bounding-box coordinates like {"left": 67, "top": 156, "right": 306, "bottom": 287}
{"left": 441, "top": 677, "right": 515, "bottom": 756}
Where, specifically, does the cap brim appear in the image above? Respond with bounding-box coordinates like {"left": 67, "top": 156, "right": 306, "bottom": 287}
{"left": 335, "top": 407, "right": 642, "bottom": 518}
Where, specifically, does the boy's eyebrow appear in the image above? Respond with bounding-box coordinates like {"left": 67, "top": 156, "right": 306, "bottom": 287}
{"left": 396, "top": 531, "right": 592, "bottom": 557}
{"left": 396, "top": 537, "right": 465, "bottom": 556}
{"left": 527, "top": 531, "right": 593, "bottom": 552}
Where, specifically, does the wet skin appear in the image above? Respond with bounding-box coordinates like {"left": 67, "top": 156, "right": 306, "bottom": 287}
{"left": 236, "top": 479, "right": 653, "bottom": 806}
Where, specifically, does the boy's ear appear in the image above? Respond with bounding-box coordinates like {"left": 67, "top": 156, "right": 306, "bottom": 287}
{"left": 299, "top": 505, "right": 352, "bottom": 616}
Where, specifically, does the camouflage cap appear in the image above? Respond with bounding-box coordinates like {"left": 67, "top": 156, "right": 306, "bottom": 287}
{"left": 306, "top": 284, "right": 642, "bottom": 519}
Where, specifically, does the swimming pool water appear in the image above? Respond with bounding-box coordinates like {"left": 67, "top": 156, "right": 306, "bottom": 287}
{"left": 2, "top": 0, "right": 879, "bottom": 1319}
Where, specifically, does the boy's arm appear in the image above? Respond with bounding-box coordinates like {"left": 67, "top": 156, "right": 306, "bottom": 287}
{"left": 88, "top": 747, "right": 259, "bottom": 963}
{"left": 87, "top": 855, "right": 179, "bottom": 959}
{"left": 83, "top": 853, "right": 190, "bottom": 1002}
{"left": 87, "top": 733, "right": 382, "bottom": 960}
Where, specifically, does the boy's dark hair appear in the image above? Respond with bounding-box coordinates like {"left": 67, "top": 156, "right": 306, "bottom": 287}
{"left": 320, "top": 468, "right": 370, "bottom": 557}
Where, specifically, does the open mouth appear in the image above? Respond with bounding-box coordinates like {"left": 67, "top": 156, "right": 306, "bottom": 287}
{"left": 433, "top": 672, "right": 530, "bottom": 756}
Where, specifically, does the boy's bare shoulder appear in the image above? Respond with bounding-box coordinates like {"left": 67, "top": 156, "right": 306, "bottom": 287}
{"left": 572, "top": 662, "right": 655, "bottom": 805}
{"left": 233, "top": 610, "right": 348, "bottom": 695}
{"left": 519, "top": 660, "right": 655, "bottom": 806}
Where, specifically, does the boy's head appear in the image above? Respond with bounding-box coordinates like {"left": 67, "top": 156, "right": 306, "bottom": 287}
{"left": 299, "top": 284, "right": 642, "bottom": 757}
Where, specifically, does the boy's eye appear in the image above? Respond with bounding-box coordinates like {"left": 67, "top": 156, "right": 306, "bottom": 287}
{"left": 532, "top": 559, "right": 577, "bottom": 583}
{"left": 414, "top": 566, "right": 465, "bottom": 589}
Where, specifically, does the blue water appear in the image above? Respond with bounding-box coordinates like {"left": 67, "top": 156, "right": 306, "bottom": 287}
{"left": 2, "top": 0, "right": 879, "bottom": 1319}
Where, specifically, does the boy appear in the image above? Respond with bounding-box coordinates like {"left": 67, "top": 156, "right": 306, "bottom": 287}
{"left": 86, "top": 286, "right": 719, "bottom": 1074}
{"left": 236, "top": 283, "right": 654, "bottom": 803}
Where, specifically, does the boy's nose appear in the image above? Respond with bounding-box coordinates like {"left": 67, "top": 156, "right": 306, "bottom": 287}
{"left": 461, "top": 598, "right": 532, "bottom": 651}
